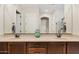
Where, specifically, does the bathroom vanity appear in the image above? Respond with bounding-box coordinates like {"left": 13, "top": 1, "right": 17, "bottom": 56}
{"left": 0, "top": 34, "right": 79, "bottom": 54}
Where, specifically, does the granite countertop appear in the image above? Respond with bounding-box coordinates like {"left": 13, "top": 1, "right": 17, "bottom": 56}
{"left": 0, "top": 34, "right": 79, "bottom": 42}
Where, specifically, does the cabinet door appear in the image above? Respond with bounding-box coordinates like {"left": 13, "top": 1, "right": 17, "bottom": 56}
{"left": 0, "top": 42, "right": 8, "bottom": 54}
{"left": 8, "top": 42, "right": 26, "bottom": 54}
{"left": 27, "top": 42, "right": 47, "bottom": 54}
{"left": 67, "top": 42, "right": 79, "bottom": 54}
{"left": 48, "top": 42, "right": 66, "bottom": 54}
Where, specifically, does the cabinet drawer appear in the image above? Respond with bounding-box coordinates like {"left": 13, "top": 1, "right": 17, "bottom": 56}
{"left": 27, "top": 42, "right": 47, "bottom": 48}
{"left": 0, "top": 42, "right": 8, "bottom": 54}
{"left": 27, "top": 48, "right": 47, "bottom": 54}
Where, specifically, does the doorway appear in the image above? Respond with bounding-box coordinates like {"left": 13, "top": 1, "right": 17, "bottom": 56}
{"left": 16, "top": 11, "right": 21, "bottom": 33}
{"left": 41, "top": 17, "right": 49, "bottom": 33}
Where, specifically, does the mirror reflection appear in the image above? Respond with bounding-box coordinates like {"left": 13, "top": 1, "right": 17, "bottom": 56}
{"left": 2, "top": 4, "right": 65, "bottom": 35}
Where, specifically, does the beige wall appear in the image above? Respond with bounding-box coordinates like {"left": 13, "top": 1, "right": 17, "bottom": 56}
{"left": 72, "top": 5, "right": 79, "bottom": 35}
{"left": 0, "top": 5, "right": 4, "bottom": 35}
{"left": 64, "top": 4, "right": 79, "bottom": 35}
{"left": 64, "top": 4, "right": 73, "bottom": 33}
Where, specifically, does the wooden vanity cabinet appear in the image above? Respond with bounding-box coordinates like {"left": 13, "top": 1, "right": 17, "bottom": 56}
{"left": 8, "top": 42, "right": 26, "bottom": 54}
{"left": 1, "top": 42, "right": 79, "bottom": 54}
{"left": 27, "top": 42, "right": 47, "bottom": 54}
{"left": 0, "top": 42, "right": 8, "bottom": 54}
{"left": 67, "top": 42, "right": 79, "bottom": 54}
{"left": 48, "top": 42, "right": 66, "bottom": 54}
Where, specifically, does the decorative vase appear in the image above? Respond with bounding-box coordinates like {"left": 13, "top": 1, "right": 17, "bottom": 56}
{"left": 34, "top": 29, "right": 40, "bottom": 38}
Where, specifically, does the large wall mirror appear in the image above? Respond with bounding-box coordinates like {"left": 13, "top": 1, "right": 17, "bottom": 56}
{"left": 2, "top": 4, "right": 73, "bottom": 34}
